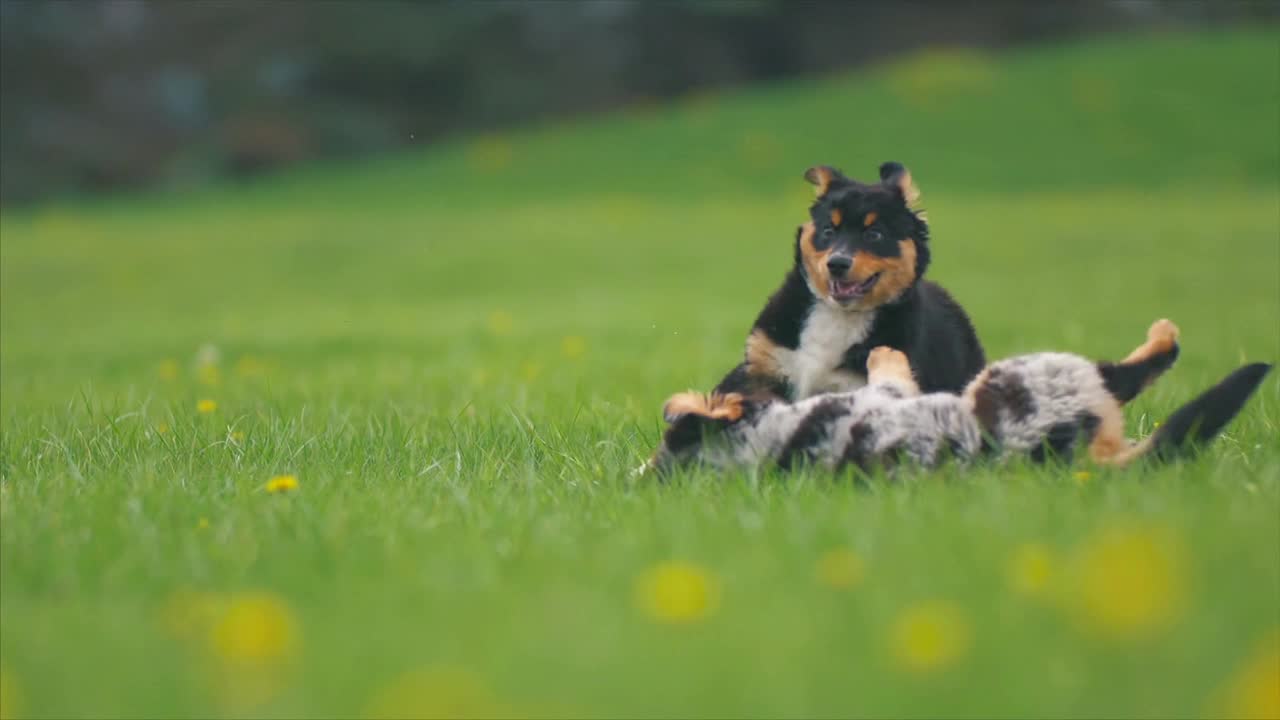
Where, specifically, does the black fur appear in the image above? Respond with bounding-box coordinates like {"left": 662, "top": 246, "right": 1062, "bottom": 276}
{"left": 1145, "top": 363, "right": 1272, "bottom": 461}
{"left": 776, "top": 397, "right": 852, "bottom": 470}
{"left": 1028, "top": 412, "right": 1100, "bottom": 464}
{"left": 971, "top": 367, "right": 1036, "bottom": 434}
{"left": 714, "top": 162, "right": 985, "bottom": 399}
{"left": 841, "top": 421, "right": 876, "bottom": 473}
{"left": 1097, "top": 343, "right": 1181, "bottom": 404}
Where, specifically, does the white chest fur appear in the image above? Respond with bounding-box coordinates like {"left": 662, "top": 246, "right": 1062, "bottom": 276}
{"left": 775, "top": 304, "right": 875, "bottom": 399}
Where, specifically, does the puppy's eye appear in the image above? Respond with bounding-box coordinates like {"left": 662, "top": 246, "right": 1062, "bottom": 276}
{"left": 822, "top": 227, "right": 834, "bottom": 239}
{"left": 864, "top": 229, "right": 883, "bottom": 243}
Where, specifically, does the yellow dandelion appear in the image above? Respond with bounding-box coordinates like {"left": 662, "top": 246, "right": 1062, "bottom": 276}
{"left": 230, "top": 430, "right": 245, "bottom": 443}
{"left": 486, "top": 310, "right": 514, "bottom": 336}
{"left": 1067, "top": 523, "right": 1186, "bottom": 641}
{"left": 209, "top": 592, "right": 298, "bottom": 664}
{"left": 1213, "top": 629, "right": 1280, "bottom": 720}
{"left": 155, "top": 422, "right": 171, "bottom": 435}
{"left": 235, "top": 355, "right": 266, "bottom": 377}
{"left": 815, "top": 548, "right": 865, "bottom": 590}
{"left": 635, "top": 561, "right": 720, "bottom": 624}
{"left": 1073, "top": 470, "right": 1092, "bottom": 484}
{"left": 197, "top": 363, "right": 221, "bottom": 386}
{"left": 1007, "top": 543, "right": 1055, "bottom": 598}
{"left": 197, "top": 517, "right": 211, "bottom": 530}
{"left": 363, "top": 666, "right": 505, "bottom": 720}
{"left": 159, "top": 359, "right": 180, "bottom": 381}
{"left": 196, "top": 399, "right": 218, "bottom": 414}
{"left": 561, "top": 335, "right": 587, "bottom": 360}
{"left": 519, "top": 361, "right": 542, "bottom": 383}
{"left": 0, "top": 664, "right": 21, "bottom": 720}
{"left": 890, "top": 600, "right": 972, "bottom": 673}
{"left": 264, "top": 475, "right": 298, "bottom": 494}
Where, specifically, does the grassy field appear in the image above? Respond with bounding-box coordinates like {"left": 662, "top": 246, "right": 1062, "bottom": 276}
{"left": 1, "top": 28, "right": 1278, "bottom": 719}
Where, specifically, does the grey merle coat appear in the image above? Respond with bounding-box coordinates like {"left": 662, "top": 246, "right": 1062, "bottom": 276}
{"left": 652, "top": 320, "right": 1270, "bottom": 476}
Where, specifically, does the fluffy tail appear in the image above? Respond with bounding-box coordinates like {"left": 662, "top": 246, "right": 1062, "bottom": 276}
{"left": 1112, "top": 363, "right": 1272, "bottom": 465}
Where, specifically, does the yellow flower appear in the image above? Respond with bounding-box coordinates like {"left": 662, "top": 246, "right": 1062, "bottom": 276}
{"left": 197, "top": 364, "right": 221, "bottom": 386}
{"left": 196, "top": 399, "right": 218, "bottom": 414}
{"left": 1067, "top": 523, "right": 1186, "bottom": 641}
{"left": 635, "top": 561, "right": 720, "bottom": 624}
{"left": 1073, "top": 470, "right": 1092, "bottom": 484}
{"left": 197, "top": 517, "right": 211, "bottom": 530}
{"left": 486, "top": 310, "right": 514, "bottom": 336}
{"left": 235, "top": 356, "right": 266, "bottom": 377}
{"left": 230, "top": 431, "right": 245, "bottom": 443}
{"left": 1007, "top": 543, "right": 1055, "bottom": 598}
{"left": 264, "top": 475, "right": 298, "bottom": 494}
{"left": 520, "top": 361, "right": 542, "bottom": 382}
{"left": 158, "top": 359, "right": 180, "bottom": 381}
{"left": 815, "top": 548, "right": 865, "bottom": 590}
{"left": 363, "top": 666, "right": 504, "bottom": 720}
{"left": 155, "top": 422, "right": 171, "bottom": 435}
{"left": 209, "top": 592, "right": 298, "bottom": 664}
{"left": 0, "top": 665, "right": 21, "bottom": 720}
{"left": 561, "top": 335, "right": 587, "bottom": 360}
{"left": 890, "top": 600, "right": 972, "bottom": 673}
{"left": 1213, "top": 629, "right": 1280, "bottom": 719}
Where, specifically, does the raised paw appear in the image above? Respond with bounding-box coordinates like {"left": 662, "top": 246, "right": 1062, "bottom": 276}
{"left": 867, "top": 346, "right": 910, "bottom": 374}
{"left": 866, "top": 347, "right": 919, "bottom": 394}
{"left": 1123, "top": 318, "right": 1181, "bottom": 364}
{"left": 1146, "top": 318, "right": 1180, "bottom": 351}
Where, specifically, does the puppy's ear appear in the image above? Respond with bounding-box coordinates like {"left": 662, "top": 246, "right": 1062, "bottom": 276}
{"left": 662, "top": 392, "right": 745, "bottom": 424}
{"left": 879, "top": 161, "right": 921, "bottom": 206}
{"left": 803, "top": 166, "right": 848, "bottom": 197}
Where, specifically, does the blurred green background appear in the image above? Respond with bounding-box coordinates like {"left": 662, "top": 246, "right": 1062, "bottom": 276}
{"left": 1, "top": 6, "right": 1279, "bottom": 719}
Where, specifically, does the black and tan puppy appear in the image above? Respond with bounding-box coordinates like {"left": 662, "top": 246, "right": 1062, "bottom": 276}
{"left": 714, "top": 162, "right": 985, "bottom": 400}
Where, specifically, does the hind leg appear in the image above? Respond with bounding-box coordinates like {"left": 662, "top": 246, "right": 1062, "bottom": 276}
{"left": 1086, "top": 395, "right": 1133, "bottom": 465}
{"left": 1098, "top": 319, "right": 1181, "bottom": 404}
{"left": 867, "top": 347, "right": 921, "bottom": 396}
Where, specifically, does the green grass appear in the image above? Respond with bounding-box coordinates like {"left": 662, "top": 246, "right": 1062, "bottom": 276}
{"left": 2, "top": 27, "right": 1279, "bottom": 719}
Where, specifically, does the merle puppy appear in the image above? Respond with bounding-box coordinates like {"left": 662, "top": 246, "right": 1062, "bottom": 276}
{"left": 714, "top": 162, "right": 984, "bottom": 402}
{"left": 653, "top": 319, "right": 1270, "bottom": 476}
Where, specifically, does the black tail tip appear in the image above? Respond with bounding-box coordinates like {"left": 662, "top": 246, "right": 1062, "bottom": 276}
{"left": 1234, "top": 362, "right": 1274, "bottom": 384}
{"left": 1151, "top": 362, "right": 1273, "bottom": 460}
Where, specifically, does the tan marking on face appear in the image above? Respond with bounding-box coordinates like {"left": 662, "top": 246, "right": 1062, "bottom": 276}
{"left": 830, "top": 208, "right": 843, "bottom": 227}
{"left": 1121, "top": 319, "right": 1180, "bottom": 364}
{"left": 745, "top": 330, "right": 783, "bottom": 378}
{"left": 662, "top": 392, "right": 744, "bottom": 423}
{"left": 798, "top": 221, "right": 832, "bottom": 300}
{"left": 863, "top": 211, "right": 878, "bottom": 227}
{"left": 866, "top": 346, "right": 919, "bottom": 394}
{"left": 803, "top": 166, "right": 836, "bottom": 196}
{"left": 847, "top": 238, "right": 918, "bottom": 308}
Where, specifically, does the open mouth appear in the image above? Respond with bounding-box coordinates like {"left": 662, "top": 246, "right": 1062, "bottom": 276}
{"left": 831, "top": 273, "right": 880, "bottom": 303}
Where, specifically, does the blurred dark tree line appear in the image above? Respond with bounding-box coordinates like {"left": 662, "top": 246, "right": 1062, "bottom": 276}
{"left": 0, "top": 0, "right": 1273, "bottom": 204}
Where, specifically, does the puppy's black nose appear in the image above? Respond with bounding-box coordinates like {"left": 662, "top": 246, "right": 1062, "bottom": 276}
{"left": 826, "top": 255, "right": 852, "bottom": 276}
